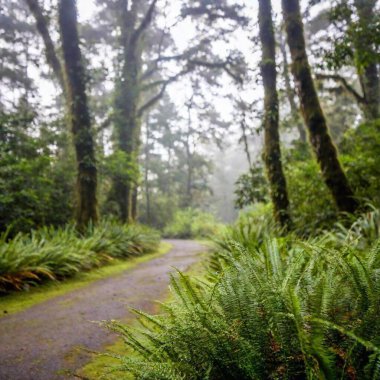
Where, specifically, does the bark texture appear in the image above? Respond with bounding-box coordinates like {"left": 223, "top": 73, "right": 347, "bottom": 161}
{"left": 58, "top": 0, "right": 98, "bottom": 228}
{"left": 258, "top": 0, "right": 292, "bottom": 229}
{"left": 282, "top": 0, "right": 358, "bottom": 214}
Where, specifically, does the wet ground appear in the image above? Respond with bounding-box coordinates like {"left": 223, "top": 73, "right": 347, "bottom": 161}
{"left": 0, "top": 240, "right": 205, "bottom": 380}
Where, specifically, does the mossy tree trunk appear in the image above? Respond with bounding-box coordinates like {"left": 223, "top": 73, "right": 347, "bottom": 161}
{"left": 258, "top": 0, "right": 292, "bottom": 229}
{"left": 112, "top": 0, "right": 158, "bottom": 223}
{"left": 113, "top": 39, "right": 141, "bottom": 223}
{"left": 282, "top": 0, "right": 358, "bottom": 214}
{"left": 58, "top": 0, "right": 98, "bottom": 228}
{"left": 354, "top": 0, "right": 380, "bottom": 121}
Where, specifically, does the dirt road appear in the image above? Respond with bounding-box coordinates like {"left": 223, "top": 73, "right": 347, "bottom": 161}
{"left": 0, "top": 240, "right": 205, "bottom": 380}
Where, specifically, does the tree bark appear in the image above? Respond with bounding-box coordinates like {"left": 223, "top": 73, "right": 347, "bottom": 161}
{"left": 258, "top": 0, "right": 292, "bottom": 229}
{"left": 281, "top": 0, "right": 358, "bottom": 214}
{"left": 354, "top": 0, "right": 380, "bottom": 121}
{"left": 58, "top": 0, "right": 98, "bottom": 228}
{"left": 279, "top": 32, "right": 306, "bottom": 143}
{"left": 113, "top": 41, "right": 140, "bottom": 222}
{"left": 112, "top": 0, "right": 157, "bottom": 223}
{"left": 144, "top": 114, "right": 151, "bottom": 224}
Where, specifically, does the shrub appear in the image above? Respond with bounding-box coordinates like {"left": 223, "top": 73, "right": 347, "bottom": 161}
{"left": 0, "top": 222, "right": 160, "bottom": 292}
{"left": 106, "top": 216, "right": 380, "bottom": 379}
{"left": 163, "top": 208, "right": 223, "bottom": 239}
{"left": 341, "top": 120, "right": 380, "bottom": 208}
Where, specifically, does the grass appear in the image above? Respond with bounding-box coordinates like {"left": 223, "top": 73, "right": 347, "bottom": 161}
{"left": 0, "top": 242, "right": 172, "bottom": 317}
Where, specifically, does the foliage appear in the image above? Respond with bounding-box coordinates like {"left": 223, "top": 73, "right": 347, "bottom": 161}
{"left": 106, "top": 213, "right": 380, "bottom": 379}
{"left": 139, "top": 194, "right": 179, "bottom": 231}
{"left": 234, "top": 164, "right": 268, "bottom": 209}
{"left": 285, "top": 155, "right": 337, "bottom": 235}
{"left": 328, "top": 205, "right": 380, "bottom": 249}
{"left": 341, "top": 119, "right": 380, "bottom": 207}
{"left": 0, "top": 110, "right": 74, "bottom": 235}
{"left": 323, "top": 0, "right": 380, "bottom": 72}
{"left": 163, "top": 208, "right": 223, "bottom": 239}
{"left": 0, "top": 222, "right": 159, "bottom": 292}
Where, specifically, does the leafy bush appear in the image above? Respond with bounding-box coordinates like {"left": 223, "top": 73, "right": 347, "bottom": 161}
{"left": 341, "top": 120, "right": 380, "bottom": 208}
{"left": 0, "top": 222, "right": 160, "bottom": 292}
{"left": 328, "top": 205, "right": 380, "bottom": 249}
{"left": 0, "top": 110, "right": 75, "bottom": 235}
{"left": 163, "top": 208, "right": 223, "bottom": 239}
{"left": 106, "top": 214, "right": 380, "bottom": 380}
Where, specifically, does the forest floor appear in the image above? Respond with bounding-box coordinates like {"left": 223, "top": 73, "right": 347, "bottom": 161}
{"left": 0, "top": 239, "right": 206, "bottom": 380}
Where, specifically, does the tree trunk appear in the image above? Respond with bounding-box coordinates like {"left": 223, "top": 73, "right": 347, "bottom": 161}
{"left": 281, "top": 0, "right": 358, "bottom": 214}
{"left": 184, "top": 106, "right": 193, "bottom": 208}
{"left": 144, "top": 114, "right": 151, "bottom": 224}
{"left": 354, "top": 0, "right": 380, "bottom": 121}
{"left": 258, "top": 0, "right": 292, "bottom": 229}
{"left": 58, "top": 0, "right": 98, "bottom": 228}
{"left": 279, "top": 32, "right": 306, "bottom": 143}
{"left": 112, "top": 1, "right": 146, "bottom": 223}
{"left": 131, "top": 186, "right": 138, "bottom": 221}
{"left": 113, "top": 37, "right": 141, "bottom": 222}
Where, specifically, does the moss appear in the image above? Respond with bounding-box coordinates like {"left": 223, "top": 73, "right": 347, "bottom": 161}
{"left": 0, "top": 242, "right": 172, "bottom": 317}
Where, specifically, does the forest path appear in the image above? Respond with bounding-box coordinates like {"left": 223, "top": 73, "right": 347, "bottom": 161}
{"left": 0, "top": 240, "right": 205, "bottom": 380}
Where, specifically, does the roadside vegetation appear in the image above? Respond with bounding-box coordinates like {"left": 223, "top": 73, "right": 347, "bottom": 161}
{"left": 0, "top": 222, "right": 159, "bottom": 292}
{"left": 163, "top": 209, "right": 224, "bottom": 239}
{"left": 105, "top": 208, "right": 380, "bottom": 379}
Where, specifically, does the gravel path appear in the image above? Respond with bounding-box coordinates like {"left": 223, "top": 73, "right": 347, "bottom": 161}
{"left": 0, "top": 240, "right": 205, "bottom": 380}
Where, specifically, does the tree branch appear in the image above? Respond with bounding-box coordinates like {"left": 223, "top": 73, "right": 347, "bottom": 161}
{"left": 315, "top": 73, "right": 365, "bottom": 104}
{"left": 181, "top": 5, "right": 247, "bottom": 25}
{"left": 131, "top": 0, "right": 159, "bottom": 44}
{"left": 188, "top": 59, "right": 243, "bottom": 84}
{"left": 138, "top": 69, "right": 191, "bottom": 116}
{"left": 24, "top": 0, "right": 65, "bottom": 90}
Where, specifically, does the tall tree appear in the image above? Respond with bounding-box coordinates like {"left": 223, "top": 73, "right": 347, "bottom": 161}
{"left": 58, "top": 0, "right": 98, "bottom": 228}
{"left": 258, "top": 0, "right": 291, "bottom": 229}
{"left": 281, "top": 0, "right": 358, "bottom": 214}
{"left": 112, "top": 0, "right": 158, "bottom": 223}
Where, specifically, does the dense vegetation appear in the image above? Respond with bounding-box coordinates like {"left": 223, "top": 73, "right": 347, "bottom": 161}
{"left": 106, "top": 210, "right": 380, "bottom": 379}
{"left": 0, "top": 223, "right": 159, "bottom": 292}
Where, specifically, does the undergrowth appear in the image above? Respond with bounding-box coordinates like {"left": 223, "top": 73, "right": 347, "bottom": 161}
{"left": 163, "top": 208, "right": 223, "bottom": 239}
{"left": 103, "top": 209, "right": 380, "bottom": 379}
{"left": 0, "top": 222, "right": 160, "bottom": 292}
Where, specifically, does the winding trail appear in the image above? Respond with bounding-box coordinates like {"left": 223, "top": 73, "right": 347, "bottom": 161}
{"left": 0, "top": 240, "right": 205, "bottom": 380}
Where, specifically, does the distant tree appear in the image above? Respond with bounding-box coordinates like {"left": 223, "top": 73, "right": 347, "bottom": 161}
{"left": 314, "top": 0, "right": 380, "bottom": 121}
{"left": 282, "top": 0, "right": 358, "bottom": 214}
{"left": 258, "top": 0, "right": 291, "bottom": 229}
